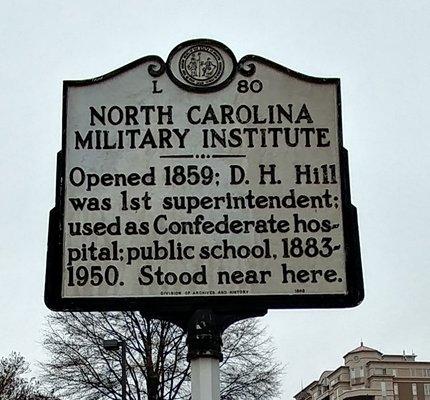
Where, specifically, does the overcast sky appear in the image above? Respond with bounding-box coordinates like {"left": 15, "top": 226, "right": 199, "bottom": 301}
{"left": 1, "top": 1, "right": 429, "bottom": 399}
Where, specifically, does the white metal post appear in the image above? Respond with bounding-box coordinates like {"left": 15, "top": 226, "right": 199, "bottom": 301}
{"left": 191, "top": 357, "right": 220, "bottom": 400}
{"left": 186, "top": 310, "right": 222, "bottom": 400}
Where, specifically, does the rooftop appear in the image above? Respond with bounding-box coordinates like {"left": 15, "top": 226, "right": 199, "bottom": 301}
{"left": 344, "top": 342, "right": 382, "bottom": 358}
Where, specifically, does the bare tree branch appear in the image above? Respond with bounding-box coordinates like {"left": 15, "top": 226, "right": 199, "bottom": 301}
{"left": 41, "top": 312, "right": 282, "bottom": 400}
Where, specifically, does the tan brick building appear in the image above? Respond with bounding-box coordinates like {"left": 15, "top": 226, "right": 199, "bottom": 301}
{"left": 294, "top": 344, "right": 430, "bottom": 400}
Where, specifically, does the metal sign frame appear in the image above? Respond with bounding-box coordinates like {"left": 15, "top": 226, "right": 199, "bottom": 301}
{"left": 45, "top": 39, "right": 364, "bottom": 318}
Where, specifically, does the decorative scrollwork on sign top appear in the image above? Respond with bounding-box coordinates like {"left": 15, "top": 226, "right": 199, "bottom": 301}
{"left": 238, "top": 56, "right": 256, "bottom": 77}
{"left": 148, "top": 56, "right": 166, "bottom": 77}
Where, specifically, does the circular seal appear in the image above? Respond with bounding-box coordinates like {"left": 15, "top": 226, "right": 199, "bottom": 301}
{"left": 179, "top": 45, "right": 224, "bottom": 87}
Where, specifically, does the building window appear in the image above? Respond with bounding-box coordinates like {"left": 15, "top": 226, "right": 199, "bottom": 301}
{"left": 360, "top": 366, "right": 364, "bottom": 378}
{"left": 398, "top": 368, "right": 410, "bottom": 377}
{"left": 424, "top": 384, "right": 430, "bottom": 396}
{"left": 394, "top": 383, "right": 399, "bottom": 396}
{"left": 350, "top": 368, "right": 355, "bottom": 379}
{"left": 424, "top": 369, "right": 430, "bottom": 377}
{"left": 412, "top": 383, "right": 417, "bottom": 396}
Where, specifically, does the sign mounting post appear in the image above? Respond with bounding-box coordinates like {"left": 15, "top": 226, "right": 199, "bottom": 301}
{"left": 45, "top": 38, "right": 363, "bottom": 399}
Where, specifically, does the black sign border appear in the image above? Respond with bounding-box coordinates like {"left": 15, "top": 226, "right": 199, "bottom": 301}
{"left": 45, "top": 39, "right": 364, "bottom": 319}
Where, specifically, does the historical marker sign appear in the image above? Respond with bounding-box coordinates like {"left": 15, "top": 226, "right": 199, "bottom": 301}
{"left": 45, "top": 39, "right": 363, "bottom": 315}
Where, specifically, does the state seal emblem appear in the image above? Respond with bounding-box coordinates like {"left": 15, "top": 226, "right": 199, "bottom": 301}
{"left": 179, "top": 45, "right": 224, "bottom": 86}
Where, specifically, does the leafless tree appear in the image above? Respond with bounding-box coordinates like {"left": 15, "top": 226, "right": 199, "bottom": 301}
{"left": 0, "top": 352, "right": 57, "bottom": 400}
{"left": 41, "top": 312, "right": 282, "bottom": 400}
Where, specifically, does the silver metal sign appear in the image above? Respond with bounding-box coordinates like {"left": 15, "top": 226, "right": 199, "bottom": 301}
{"left": 45, "top": 39, "right": 363, "bottom": 314}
